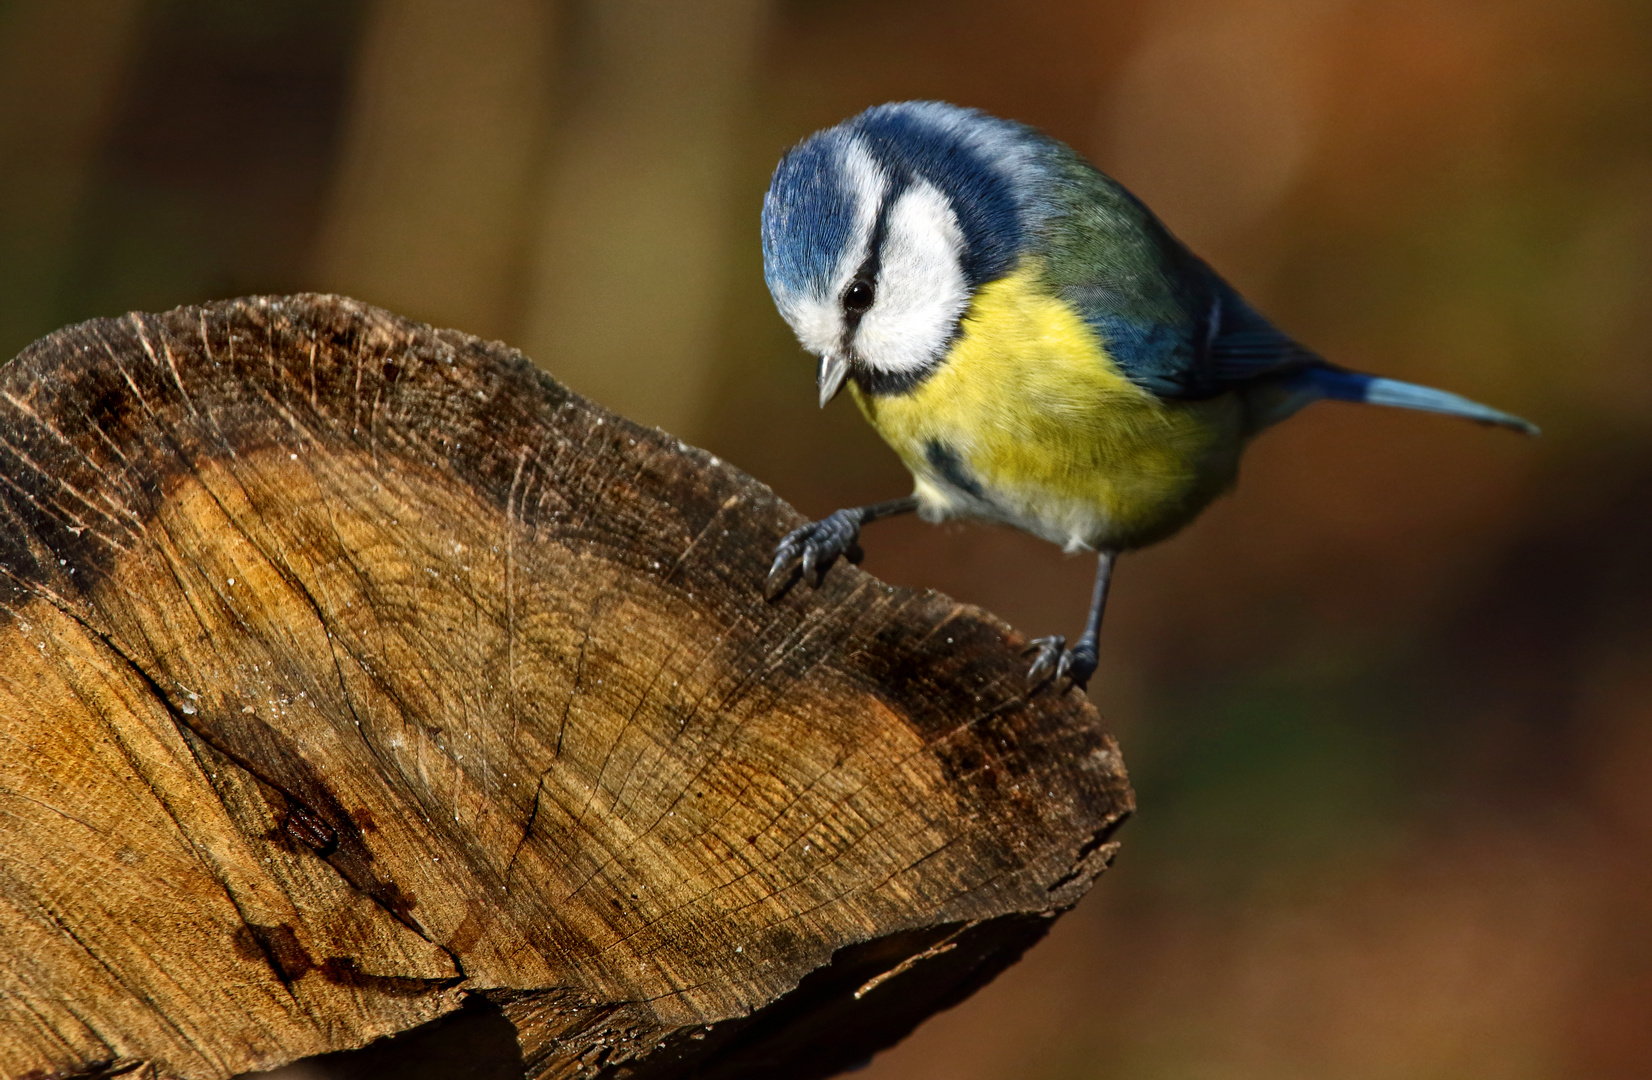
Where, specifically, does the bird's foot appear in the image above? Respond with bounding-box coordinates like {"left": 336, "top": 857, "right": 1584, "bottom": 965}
{"left": 766, "top": 509, "right": 865, "bottom": 597}
{"left": 1024, "top": 635, "right": 1099, "bottom": 691}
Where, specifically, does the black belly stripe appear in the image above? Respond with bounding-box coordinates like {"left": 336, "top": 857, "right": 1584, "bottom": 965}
{"left": 925, "top": 441, "right": 985, "bottom": 499}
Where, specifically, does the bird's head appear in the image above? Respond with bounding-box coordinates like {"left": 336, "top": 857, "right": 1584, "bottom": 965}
{"left": 760, "top": 101, "right": 1042, "bottom": 405}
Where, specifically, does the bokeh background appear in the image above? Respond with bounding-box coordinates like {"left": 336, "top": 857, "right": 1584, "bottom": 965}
{"left": 3, "top": 0, "right": 1650, "bottom": 1076}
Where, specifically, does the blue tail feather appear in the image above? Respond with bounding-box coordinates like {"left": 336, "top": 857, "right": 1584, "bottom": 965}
{"left": 1290, "top": 366, "right": 1539, "bottom": 436}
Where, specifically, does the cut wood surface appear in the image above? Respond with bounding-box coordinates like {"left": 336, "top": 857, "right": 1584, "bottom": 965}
{"left": 0, "top": 296, "right": 1133, "bottom": 1080}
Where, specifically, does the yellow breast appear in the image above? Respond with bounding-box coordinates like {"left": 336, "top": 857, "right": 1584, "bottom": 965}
{"left": 849, "top": 258, "right": 1245, "bottom": 551}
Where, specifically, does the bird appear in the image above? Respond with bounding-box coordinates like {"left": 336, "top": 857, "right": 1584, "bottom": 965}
{"left": 758, "top": 101, "right": 1536, "bottom": 691}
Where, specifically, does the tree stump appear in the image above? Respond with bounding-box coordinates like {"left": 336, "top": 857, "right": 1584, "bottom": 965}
{"left": 0, "top": 296, "right": 1132, "bottom": 1080}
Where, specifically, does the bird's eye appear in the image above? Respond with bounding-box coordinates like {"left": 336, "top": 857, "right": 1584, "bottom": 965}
{"left": 842, "top": 279, "right": 875, "bottom": 315}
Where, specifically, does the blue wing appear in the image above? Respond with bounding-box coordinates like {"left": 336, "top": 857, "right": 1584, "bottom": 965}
{"left": 1034, "top": 157, "right": 1317, "bottom": 399}
{"left": 1060, "top": 267, "right": 1317, "bottom": 400}
{"left": 1035, "top": 153, "right": 1535, "bottom": 433}
{"left": 1071, "top": 270, "right": 1537, "bottom": 433}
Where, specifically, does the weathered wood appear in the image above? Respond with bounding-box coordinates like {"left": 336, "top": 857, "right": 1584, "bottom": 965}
{"left": 0, "top": 295, "right": 1132, "bottom": 1080}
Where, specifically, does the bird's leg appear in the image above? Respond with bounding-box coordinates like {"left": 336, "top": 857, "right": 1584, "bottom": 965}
{"left": 1026, "top": 549, "right": 1117, "bottom": 691}
{"left": 766, "top": 496, "right": 919, "bottom": 597}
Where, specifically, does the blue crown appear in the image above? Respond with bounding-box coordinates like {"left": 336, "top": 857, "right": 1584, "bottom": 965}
{"left": 762, "top": 102, "right": 1040, "bottom": 302}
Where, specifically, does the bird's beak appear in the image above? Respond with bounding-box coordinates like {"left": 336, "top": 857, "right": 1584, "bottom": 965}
{"left": 817, "top": 353, "right": 850, "bottom": 408}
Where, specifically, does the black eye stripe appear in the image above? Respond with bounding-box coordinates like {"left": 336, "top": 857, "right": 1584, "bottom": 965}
{"left": 838, "top": 172, "right": 907, "bottom": 348}
{"left": 847, "top": 111, "right": 1019, "bottom": 288}
{"left": 864, "top": 172, "right": 907, "bottom": 275}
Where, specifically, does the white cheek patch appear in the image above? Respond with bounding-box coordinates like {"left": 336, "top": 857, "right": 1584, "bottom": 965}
{"left": 854, "top": 180, "right": 970, "bottom": 374}
{"left": 774, "top": 140, "right": 887, "bottom": 358}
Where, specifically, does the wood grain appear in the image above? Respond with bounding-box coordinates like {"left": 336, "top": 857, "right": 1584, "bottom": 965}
{"left": 0, "top": 295, "right": 1132, "bottom": 1080}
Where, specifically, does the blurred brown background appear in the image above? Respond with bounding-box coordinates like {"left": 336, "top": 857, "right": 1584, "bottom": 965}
{"left": 3, "top": 0, "right": 1648, "bottom": 1076}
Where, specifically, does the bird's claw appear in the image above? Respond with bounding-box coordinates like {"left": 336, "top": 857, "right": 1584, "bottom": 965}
{"left": 1024, "top": 635, "right": 1099, "bottom": 691}
{"left": 766, "top": 509, "right": 864, "bottom": 597}
{"left": 1025, "top": 635, "right": 1066, "bottom": 683}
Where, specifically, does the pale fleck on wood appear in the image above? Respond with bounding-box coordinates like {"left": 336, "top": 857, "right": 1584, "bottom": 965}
{"left": 0, "top": 296, "right": 1132, "bottom": 1080}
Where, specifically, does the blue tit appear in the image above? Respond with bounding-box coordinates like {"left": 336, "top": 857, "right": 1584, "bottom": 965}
{"left": 759, "top": 101, "right": 1536, "bottom": 690}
